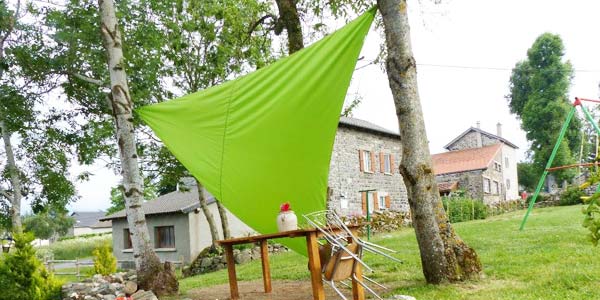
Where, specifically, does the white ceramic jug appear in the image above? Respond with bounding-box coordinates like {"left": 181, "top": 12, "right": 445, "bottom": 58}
{"left": 276, "top": 210, "right": 298, "bottom": 232}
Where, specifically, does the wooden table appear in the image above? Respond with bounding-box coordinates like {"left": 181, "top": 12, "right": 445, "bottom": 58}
{"left": 217, "top": 227, "right": 365, "bottom": 300}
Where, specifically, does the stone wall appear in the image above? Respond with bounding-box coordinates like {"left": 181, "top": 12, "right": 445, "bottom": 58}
{"left": 436, "top": 170, "right": 484, "bottom": 200}
{"left": 328, "top": 125, "right": 409, "bottom": 216}
{"left": 183, "top": 243, "right": 288, "bottom": 277}
{"left": 447, "top": 130, "right": 500, "bottom": 151}
{"left": 481, "top": 149, "right": 505, "bottom": 204}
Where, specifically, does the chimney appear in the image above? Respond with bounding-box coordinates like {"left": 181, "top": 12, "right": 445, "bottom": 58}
{"left": 476, "top": 121, "right": 481, "bottom": 129}
{"left": 496, "top": 122, "right": 502, "bottom": 137}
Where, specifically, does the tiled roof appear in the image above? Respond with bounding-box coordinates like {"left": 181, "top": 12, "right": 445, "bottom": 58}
{"left": 437, "top": 181, "right": 459, "bottom": 192}
{"left": 444, "top": 127, "right": 518, "bottom": 150}
{"left": 100, "top": 188, "right": 216, "bottom": 221}
{"left": 71, "top": 211, "right": 108, "bottom": 228}
{"left": 432, "top": 143, "right": 502, "bottom": 175}
{"left": 339, "top": 117, "right": 400, "bottom": 138}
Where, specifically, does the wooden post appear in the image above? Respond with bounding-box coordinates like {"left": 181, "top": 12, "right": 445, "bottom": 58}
{"left": 260, "top": 240, "right": 272, "bottom": 293}
{"left": 306, "top": 232, "right": 325, "bottom": 300}
{"left": 224, "top": 245, "right": 239, "bottom": 300}
{"left": 351, "top": 262, "right": 365, "bottom": 300}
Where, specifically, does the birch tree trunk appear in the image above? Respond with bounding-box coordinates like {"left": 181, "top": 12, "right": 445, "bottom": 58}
{"left": 377, "top": 0, "right": 482, "bottom": 283}
{"left": 98, "top": 0, "right": 177, "bottom": 294}
{"left": 274, "top": 0, "right": 304, "bottom": 54}
{"left": 216, "top": 201, "right": 231, "bottom": 239}
{"left": 195, "top": 179, "right": 220, "bottom": 248}
{"left": 0, "top": 121, "right": 22, "bottom": 232}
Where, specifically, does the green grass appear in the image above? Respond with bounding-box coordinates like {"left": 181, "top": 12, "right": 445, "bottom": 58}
{"left": 39, "top": 234, "right": 112, "bottom": 260}
{"left": 178, "top": 205, "right": 600, "bottom": 299}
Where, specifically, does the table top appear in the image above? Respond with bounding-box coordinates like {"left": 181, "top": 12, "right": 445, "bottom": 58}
{"left": 217, "top": 224, "right": 363, "bottom": 246}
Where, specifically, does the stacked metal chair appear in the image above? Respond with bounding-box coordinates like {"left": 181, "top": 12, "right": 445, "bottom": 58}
{"left": 304, "top": 210, "right": 402, "bottom": 300}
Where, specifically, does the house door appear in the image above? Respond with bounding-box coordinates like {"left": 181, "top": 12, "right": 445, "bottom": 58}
{"left": 368, "top": 192, "right": 375, "bottom": 214}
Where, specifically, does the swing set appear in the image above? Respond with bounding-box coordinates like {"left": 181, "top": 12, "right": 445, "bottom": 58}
{"left": 520, "top": 97, "right": 600, "bottom": 230}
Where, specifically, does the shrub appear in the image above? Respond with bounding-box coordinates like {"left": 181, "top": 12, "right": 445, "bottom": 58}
{"left": 92, "top": 243, "right": 117, "bottom": 276}
{"left": 0, "top": 232, "right": 62, "bottom": 300}
{"left": 442, "top": 197, "right": 488, "bottom": 223}
{"left": 559, "top": 186, "right": 584, "bottom": 206}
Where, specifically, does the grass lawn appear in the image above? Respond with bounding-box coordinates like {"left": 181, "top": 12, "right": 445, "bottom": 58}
{"left": 178, "top": 205, "right": 600, "bottom": 299}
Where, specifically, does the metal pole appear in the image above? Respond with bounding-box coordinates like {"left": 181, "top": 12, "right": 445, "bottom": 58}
{"left": 520, "top": 105, "right": 577, "bottom": 230}
{"left": 359, "top": 189, "right": 376, "bottom": 240}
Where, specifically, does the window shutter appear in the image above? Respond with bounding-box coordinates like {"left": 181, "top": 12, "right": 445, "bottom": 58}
{"left": 361, "top": 192, "right": 367, "bottom": 215}
{"left": 358, "top": 150, "right": 364, "bottom": 172}
{"left": 370, "top": 151, "right": 376, "bottom": 172}
{"left": 390, "top": 155, "right": 396, "bottom": 174}
{"left": 373, "top": 192, "right": 379, "bottom": 210}
{"left": 379, "top": 152, "right": 385, "bottom": 173}
{"left": 385, "top": 195, "right": 391, "bottom": 208}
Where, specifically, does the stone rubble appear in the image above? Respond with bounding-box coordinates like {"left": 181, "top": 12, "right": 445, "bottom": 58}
{"left": 183, "top": 243, "right": 288, "bottom": 277}
{"left": 61, "top": 271, "right": 157, "bottom": 300}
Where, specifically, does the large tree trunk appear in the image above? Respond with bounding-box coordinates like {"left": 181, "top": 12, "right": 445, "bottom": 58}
{"left": 0, "top": 121, "right": 22, "bottom": 232}
{"left": 195, "top": 179, "right": 220, "bottom": 248}
{"left": 377, "top": 0, "right": 482, "bottom": 283}
{"left": 274, "top": 0, "right": 304, "bottom": 54}
{"left": 98, "top": 0, "right": 177, "bottom": 295}
{"left": 216, "top": 201, "right": 231, "bottom": 239}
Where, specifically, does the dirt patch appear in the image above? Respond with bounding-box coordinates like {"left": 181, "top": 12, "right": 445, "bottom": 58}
{"left": 185, "top": 279, "right": 383, "bottom": 300}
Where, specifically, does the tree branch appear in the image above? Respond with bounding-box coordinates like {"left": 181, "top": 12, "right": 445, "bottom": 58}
{"left": 248, "top": 14, "right": 277, "bottom": 35}
{"left": 70, "top": 72, "right": 106, "bottom": 87}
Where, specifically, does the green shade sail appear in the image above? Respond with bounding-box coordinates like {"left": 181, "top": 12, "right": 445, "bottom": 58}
{"left": 137, "top": 8, "right": 376, "bottom": 255}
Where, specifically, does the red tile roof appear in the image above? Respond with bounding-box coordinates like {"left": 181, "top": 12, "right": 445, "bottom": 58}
{"left": 437, "top": 181, "right": 459, "bottom": 192}
{"left": 432, "top": 143, "right": 502, "bottom": 175}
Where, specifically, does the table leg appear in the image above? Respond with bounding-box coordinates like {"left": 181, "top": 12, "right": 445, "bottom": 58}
{"left": 260, "top": 240, "right": 272, "bottom": 293}
{"left": 224, "top": 244, "right": 240, "bottom": 300}
{"left": 351, "top": 262, "right": 365, "bottom": 300}
{"left": 306, "top": 232, "right": 325, "bottom": 300}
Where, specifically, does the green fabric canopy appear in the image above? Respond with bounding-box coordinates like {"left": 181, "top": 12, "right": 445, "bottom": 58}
{"left": 137, "top": 8, "right": 375, "bottom": 255}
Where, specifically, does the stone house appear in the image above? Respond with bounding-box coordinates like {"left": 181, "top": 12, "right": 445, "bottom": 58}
{"left": 100, "top": 188, "right": 252, "bottom": 266}
{"left": 432, "top": 123, "right": 519, "bottom": 204}
{"left": 69, "top": 211, "right": 112, "bottom": 237}
{"left": 328, "top": 117, "right": 409, "bottom": 216}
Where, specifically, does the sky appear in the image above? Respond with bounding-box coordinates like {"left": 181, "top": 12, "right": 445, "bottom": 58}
{"left": 66, "top": 0, "right": 600, "bottom": 212}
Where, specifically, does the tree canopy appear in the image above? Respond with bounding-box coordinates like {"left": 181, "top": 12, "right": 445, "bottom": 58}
{"left": 507, "top": 33, "right": 581, "bottom": 182}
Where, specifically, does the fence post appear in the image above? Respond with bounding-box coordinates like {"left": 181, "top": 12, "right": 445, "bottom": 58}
{"left": 76, "top": 258, "right": 80, "bottom": 281}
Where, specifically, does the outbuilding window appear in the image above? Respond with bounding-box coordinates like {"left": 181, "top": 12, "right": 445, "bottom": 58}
{"left": 483, "top": 178, "right": 491, "bottom": 194}
{"left": 155, "top": 226, "right": 175, "bottom": 248}
{"left": 123, "top": 229, "right": 132, "bottom": 249}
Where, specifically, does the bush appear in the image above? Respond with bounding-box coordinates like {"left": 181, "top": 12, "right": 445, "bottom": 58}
{"left": 92, "top": 243, "right": 117, "bottom": 276}
{"left": 0, "top": 232, "right": 62, "bottom": 300}
{"left": 559, "top": 186, "right": 584, "bottom": 206}
{"left": 442, "top": 197, "right": 488, "bottom": 223}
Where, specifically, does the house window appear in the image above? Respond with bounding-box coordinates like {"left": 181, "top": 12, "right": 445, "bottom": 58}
{"left": 123, "top": 229, "right": 132, "bottom": 249}
{"left": 506, "top": 179, "right": 510, "bottom": 190}
{"left": 378, "top": 194, "right": 386, "bottom": 209}
{"left": 384, "top": 154, "right": 392, "bottom": 174}
{"left": 493, "top": 181, "right": 499, "bottom": 195}
{"left": 362, "top": 151, "right": 372, "bottom": 172}
{"left": 494, "top": 161, "right": 502, "bottom": 172}
{"left": 155, "top": 226, "right": 175, "bottom": 248}
{"left": 483, "top": 178, "right": 491, "bottom": 193}
{"left": 505, "top": 157, "right": 509, "bottom": 168}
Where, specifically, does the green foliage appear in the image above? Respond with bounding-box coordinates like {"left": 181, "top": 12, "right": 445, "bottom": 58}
{"left": 442, "top": 197, "right": 487, "bottom": 223}
{"left": 23, "top": 211, "right": 74, "bottom": 240}
{"left": 559, "top": 185, "right": 584, "bottom": 206}
{"left": 517, "top": 162, "right": 539, "bottom": 191}
{"left": 40, "top": 234, "right": 112, "bottom": 260}
{"left": 107, "top": 178, "right": 158, "bottom": 214}
{"left": 578, "top": 171, "right": 600, "bottom": 245}
{"left": 92, "top": 243, "right": 117, "bottom": 276}
{"left": 507, "top": 33, "right": 581, "bottom": 183}
{"left": 0, "top": 232, "right": 61, "bottom": 300}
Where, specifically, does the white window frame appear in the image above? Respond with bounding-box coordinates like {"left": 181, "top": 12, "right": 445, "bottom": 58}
{"left": 384, "top": 154, "right": 392, "bottom": 174}
{"left": 378, "top": 192, "right": 387, "bottom": 210}
{"left": 506, "top": 179, "right": 510, "bottom": 190}
{"left": 362, "top": 150, "right": 372, "bottom": 173}
{"left": 483, "top": 177, "right": 491, "bottom": 194}
{"left": 493, "top": 180, "right": 499, "bottom": 195}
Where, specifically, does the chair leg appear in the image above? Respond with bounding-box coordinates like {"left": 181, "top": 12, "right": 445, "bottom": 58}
{"left": 328, "top": 280, "right": 348, "bottom": 300}
{"left": 362, "top": 275, "right": 387, "bottom": 289}
{"left": 352, "top": 274, "right": 384, "bottom": 300}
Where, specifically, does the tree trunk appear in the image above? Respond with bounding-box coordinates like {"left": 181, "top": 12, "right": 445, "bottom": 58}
{"left": 274, "top": 0, "right": 304, "bottom": 54}
{"left": 195, "top": 179, "right": 220, "bottom": 248}
{"left": 0, "top": 121, "right": 22, "bottom": 232}
{"left": 377, "top": 0, "right": 482, "bottom": 283}
{"left": 216, "top": 200, "right": 231, "bottom": 239}
{"left": 98, "top": 0, "right": 177, "bottom": 295}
